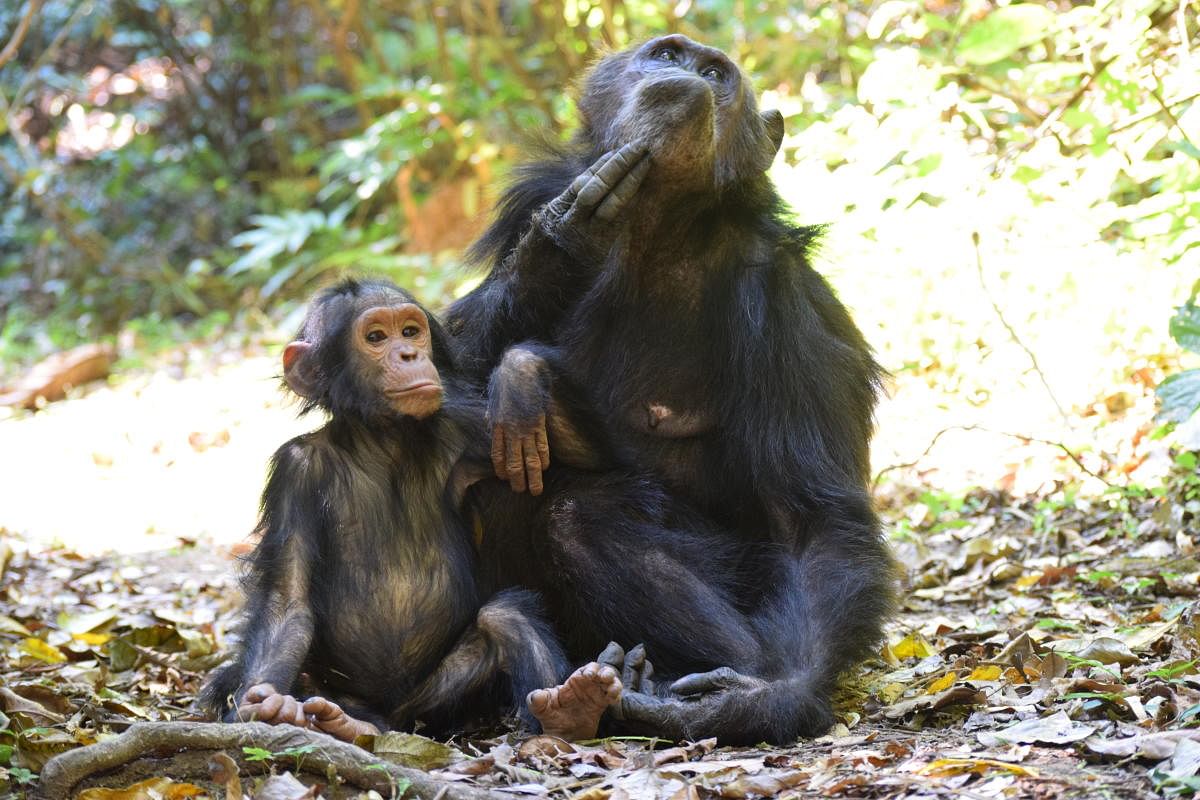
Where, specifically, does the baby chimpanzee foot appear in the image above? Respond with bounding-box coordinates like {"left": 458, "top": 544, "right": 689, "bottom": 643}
{"left": 528, "top": 662, "right": 622, "bottom": 740}
{"left": 302, "top": 696, "right": 381, "bottom": 742}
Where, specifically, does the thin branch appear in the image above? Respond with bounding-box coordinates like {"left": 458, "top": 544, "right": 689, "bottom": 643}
{"left": 872, "top": 423, "right": 1115, "bottom": 490}
{"left": 0, "top": 0, "right": 41, "bottom": 71}
{"left": 1108, "top": 91, "right": 1200, "bottom": 135}
{"left": 972, "top": 231, "right": 1071, "bottom": 425}
{"left": 1150, "top": 64, "right": 1197, "bottom": 152}
{"left": 992, "top": 55, "right": 1115, "bottom": 176}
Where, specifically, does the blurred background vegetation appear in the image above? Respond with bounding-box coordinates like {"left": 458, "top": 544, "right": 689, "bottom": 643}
{"left": 0, "top": 0, "right": 1197, "bottom": 493}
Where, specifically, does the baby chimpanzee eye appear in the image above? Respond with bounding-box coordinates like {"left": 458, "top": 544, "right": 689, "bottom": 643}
{"left": 653, "top": 46, "right": 677, "bottom": 62}
{"left": 366, "top": 330, "right": 387, "bottom": 344}
{"left": 402, "top": 325, "right": 420, "bottom": 338}
{"left": 701, "top": 66, "right": 724, "bottom": 82}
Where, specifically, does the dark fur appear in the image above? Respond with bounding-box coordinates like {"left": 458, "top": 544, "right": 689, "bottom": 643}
{"left": 451, "top": 36, "right": 896, "bottom": 744}
{"left": 200, "top": 278, "right": 567, "bottom": 732}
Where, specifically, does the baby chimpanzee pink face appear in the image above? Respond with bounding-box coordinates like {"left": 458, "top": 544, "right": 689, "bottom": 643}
{"left": 351, "top": 303, "right": 444, "bottom": 419}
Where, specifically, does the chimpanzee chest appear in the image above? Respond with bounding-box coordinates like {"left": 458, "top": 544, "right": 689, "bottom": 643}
{"left": 574, "top": 314, "right": 717, "bottom": 489}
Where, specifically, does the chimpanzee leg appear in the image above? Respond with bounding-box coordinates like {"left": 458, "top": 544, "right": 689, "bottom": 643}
{"left": 302, "top": 589, "right": 566, "bottom": 741}
{"left": 532, "top": 475, "right": 765, "bottom": 679}
{"left": 402, "top": 587, "right": 568, "bottom": 726}
{"left": 616, "top": 510, "right": 895, "bottom": 745}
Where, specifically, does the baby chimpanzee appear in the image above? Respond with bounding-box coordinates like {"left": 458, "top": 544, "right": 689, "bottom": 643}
{"left": 200, "top": 278, "right": 618, "bottom": 741}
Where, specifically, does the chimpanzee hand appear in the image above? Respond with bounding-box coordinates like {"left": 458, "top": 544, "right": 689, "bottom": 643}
{"left": 236, "top": 683, "right": 308, "bottom": 728}
{"left": 489, "top": 347, "right": 552, "bottom": 495}
{"left": 535, "top": 141, "right": 651, "bottom": 264}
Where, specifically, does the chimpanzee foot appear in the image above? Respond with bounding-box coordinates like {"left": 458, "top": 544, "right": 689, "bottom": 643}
{"left": 617, "top": 671, "right": 835, "bottom": 745}
{"left": 302, "top": 696, "right": 381, "bottom": 742}
{"left": 236, "top": 683, "right": 308, "bottom": 728}
{"left": 528, "top": 662, "right": 623, "bottom": 740}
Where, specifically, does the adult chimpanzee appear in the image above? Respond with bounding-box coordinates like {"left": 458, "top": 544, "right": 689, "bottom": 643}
{"left": 449, "top": 35, "right": 896, "bottom": 744}
{"left": 200, "top": 278, "right": 621, "bottom": 741}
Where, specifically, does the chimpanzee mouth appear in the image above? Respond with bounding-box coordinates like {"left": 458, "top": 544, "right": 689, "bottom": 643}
{"left": 391, "top": 382, "right": 441, "bottom": 395}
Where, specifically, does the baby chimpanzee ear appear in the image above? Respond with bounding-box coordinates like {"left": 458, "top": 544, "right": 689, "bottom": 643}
{"left": 283, "top": 341, "right": 320, "bottom": 400}
{"left": 759, "top": 109, "right": 785, "bottom": 170}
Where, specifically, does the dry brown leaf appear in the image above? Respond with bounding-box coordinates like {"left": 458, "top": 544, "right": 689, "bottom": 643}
{"left": 880, "top": 685, "right": 985, "bottom": 719}
{"left": 76, "top": 777, "right": 208, "bottom": 799}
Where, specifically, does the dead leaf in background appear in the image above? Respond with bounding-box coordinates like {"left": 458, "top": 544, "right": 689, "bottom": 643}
{"left": 77, "top": 777, "right": 208, "bottom": 798}
{"left": 977, "top": 711, "right": 1096, "bottom": 746}
{"left": 253, "top": 772, "right": 320, "bottom": 799}
{"left": 370, "top": 731, "right": 465, "bottom": 769}
{"left": 918, "top": 758, "right": 1036, "bottom": 778}
{"left": 881, "top": 686, "right": 985, "bottom": 719}
{"left": 1087, "top": 729, "right": 1200, "bottom": 760}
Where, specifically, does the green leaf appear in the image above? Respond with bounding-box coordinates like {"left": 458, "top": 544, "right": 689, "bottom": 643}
{"left": 1170, "top": 301, "right": 1200, "bottom": 353}
{"left": 1158, "top": 369, "right": 1200, "bottom": 422}
{"left": 956, "top": 4, "right": 1056, "bottom": 65}
{"left": 9, "top": 766, "right": 36, "bottom": 785}
{"left": 242, "top": 746, "right": 273, "bottom": 762}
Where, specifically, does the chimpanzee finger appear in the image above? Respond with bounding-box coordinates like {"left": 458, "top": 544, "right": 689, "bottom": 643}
{"left": 594, "top": 155, "right": 651, "bottom": 222}
{"left": 597, "top": 641, "right": 626, "bottom": 671}
{"left": 670, "top": 666, "right": 748, "bottom": 696}
{"left": 523, "top": 435, "right": 544, "bottom": 496}
{"left": 303, "top": 696, "right": 342, "bottom": 722}
{"left": 505, "top": 430, "right": 528, "bottom": 493}
{"left": 621, "top": 643, "right": 646, "bottom": 691}
{"left": 491, "top": 427, "right": 508, "bottom": 482}
{"left": 258, "top": 692, "right": 286, "bottom": 720}
{"left": 535, "top": 415, "right": 550, "bottom": 470}
{"left": 243, "top": 683, "right": 276, "bottom": 704}
{"left": 277, "top": 695, "right": 306, "bottom": 727}
{"left": 575, "top": 143, "right": 645, "bottom": 211}
{"left": 552, "top": 151, "right": 616, "bottom": 217}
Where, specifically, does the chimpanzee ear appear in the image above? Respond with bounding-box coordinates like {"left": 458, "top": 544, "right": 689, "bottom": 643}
{"left": 761, "top": 109, "right": 785, "bottom": 161}
{"left": 282, "top": 341, "right": 319, "bottom": 399}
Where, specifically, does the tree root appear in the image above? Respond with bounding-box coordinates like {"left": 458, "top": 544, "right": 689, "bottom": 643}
{"left": 35, "top": 721, "right": 506, "bottom": 799}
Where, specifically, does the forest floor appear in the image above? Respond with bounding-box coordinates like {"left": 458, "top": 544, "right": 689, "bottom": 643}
{"left": 1, "top": 340, "right": 1199, "bottom": 800}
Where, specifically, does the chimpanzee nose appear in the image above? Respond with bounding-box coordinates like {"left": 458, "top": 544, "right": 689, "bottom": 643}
{"left": 399, "top": 348, "right": 418, "bottom": 362}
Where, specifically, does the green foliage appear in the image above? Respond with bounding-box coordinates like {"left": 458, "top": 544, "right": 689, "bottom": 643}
{"left": 0, "top": 0, "right": 1196, "bottom": 391}
{"left": 956, "top": 4, "right": 1057, "bottom": 66}
{"left": 1159, "top": 300, "right": 1200, "bottom": 422}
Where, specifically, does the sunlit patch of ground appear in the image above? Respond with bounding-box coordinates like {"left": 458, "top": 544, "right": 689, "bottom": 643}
{"left": 0, "top": 349, "right": 318, "bottom": 555}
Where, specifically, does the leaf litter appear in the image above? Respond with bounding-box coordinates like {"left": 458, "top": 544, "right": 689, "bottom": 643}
{"left": 2, "top": 362, "right": 1200, "bottom": 798}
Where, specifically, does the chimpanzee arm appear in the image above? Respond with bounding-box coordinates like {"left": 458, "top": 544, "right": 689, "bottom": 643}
{"left": 200, "top": 440, "right": 322, "bottom": 723}
{"left": 488, "top": 341, "right": 619, "bottom": 495}
{"left": 448, "top": 144, "right": 651, "bottom": 381}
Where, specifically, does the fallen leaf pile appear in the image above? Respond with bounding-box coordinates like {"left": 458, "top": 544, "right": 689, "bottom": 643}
{"left": 1, "top": 456, "right": 1198, "bottom": 798}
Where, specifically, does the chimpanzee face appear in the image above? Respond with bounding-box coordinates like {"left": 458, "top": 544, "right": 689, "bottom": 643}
{"left": 352, "top": 303, "right": 443, "bottom": 419}
{"left": 281, "top": 281, "right": 448, "bottom": 422}
{"left": 579, "top": 35, "right": 784, "bottom": 188}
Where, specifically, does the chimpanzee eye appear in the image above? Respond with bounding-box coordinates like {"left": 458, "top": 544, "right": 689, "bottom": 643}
{"left": 701, "top": 66, "right": 724, "bottom": 82}
{"left": 365, "top": 330, "right": 387, "bottom": 344}
{"left": 653, "top": 46, "right": 677, "bottom": 62}
{"left": 401, "top": 325, "right": 420, "bottom": 338}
